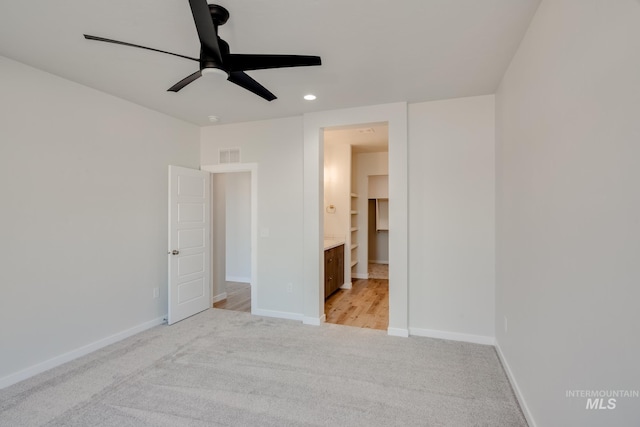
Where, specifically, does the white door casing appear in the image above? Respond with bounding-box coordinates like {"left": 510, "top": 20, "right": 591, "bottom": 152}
{"left": 201, "top": 163, "right": 258, "bottom": 315}
{"left": 168, "top": 165, "right": 211, "bottom": 325}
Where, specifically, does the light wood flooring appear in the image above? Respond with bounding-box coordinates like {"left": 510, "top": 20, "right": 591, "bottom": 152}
{"left": 215, "top": 276, "right": 389, "bottom": 331}
{"left": 213, "top": 281, "right": 251, "bottom": 313}
{"left": 324, "top": 277, "right": 389, "bottom": 330}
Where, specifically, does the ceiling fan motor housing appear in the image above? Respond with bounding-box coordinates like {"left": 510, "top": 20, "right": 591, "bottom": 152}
{"left": 208, "top": 4, "right": 229, "bottom": 26}
{"left": 200, "top": 37, "right": 230, "bottom": 76}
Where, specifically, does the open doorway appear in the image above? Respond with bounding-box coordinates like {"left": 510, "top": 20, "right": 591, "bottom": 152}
{"left": 202, "top": 163, "right": 258, "bottom": 315}
{"left": 322, "top": 123, "right": 389, "bottom": 330}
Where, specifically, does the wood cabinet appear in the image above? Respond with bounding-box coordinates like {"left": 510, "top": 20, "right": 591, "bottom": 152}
{"left": 324, "top": 244, "right": 344, "bottom": 299}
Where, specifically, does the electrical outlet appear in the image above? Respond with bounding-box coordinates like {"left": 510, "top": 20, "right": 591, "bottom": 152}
{"left": 286, "top": 283, "right": 293, "bottom": 293}
{"left": 153, "top": 287, "right": 159, "bottom": 299}
{"left": 504, "top": 316, "right": 508, "bottom": 333}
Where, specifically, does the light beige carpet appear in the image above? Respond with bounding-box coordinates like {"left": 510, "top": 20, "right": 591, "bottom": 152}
{"left": 368, "top": 262, "right": 389, "bottom": 280}
{"left": 0, "top": 309, "right": 526, "bottom": 426}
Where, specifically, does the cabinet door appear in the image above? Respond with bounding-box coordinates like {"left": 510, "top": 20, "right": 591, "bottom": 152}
{"left": 324, "top": 249, "right": 335, "bottom": 298}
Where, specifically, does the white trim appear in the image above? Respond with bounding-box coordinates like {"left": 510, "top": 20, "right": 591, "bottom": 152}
{"left": 0, "top": 316, "right": 165, "bottom": 390}
{"left": 303, "top": 103, "right": 408, "bottom": 332}
{"left": 368, "top": 260, "right": 389, "bottom": 265}
{"left": 302, "top": 315, "right": 324, "bottom": 326}
{"left": 340, "top": 282, "right": 352, "bottom": 290}
{"left": 212, "top": 292, "right": 227, "bottom": 303}
{"left": 387, "top": 327, "right": 409, "bottom": 337}
{"left": 495, "top": 340, "right": 537, "bottom": 427}
{"left": 409, "top": 327, "right": 495, "bottom": 346}
{"left": 352, "top": 272, "right": 369, "bottom": 280}
{"left": 253, "top": 309, "right": 304, "bottom": 322}
{"left": 201, "top": 163, "right": 258, "bottom": 317}
{"left": 225, "top": 276, "right": 251, "bottom": 283}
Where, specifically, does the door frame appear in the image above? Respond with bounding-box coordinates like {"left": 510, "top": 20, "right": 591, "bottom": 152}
{"left": 302, "top": 103, "right": 409, "bottom": 336}
{"left": 201, "top": 163, "right": 258, "bottom": 315}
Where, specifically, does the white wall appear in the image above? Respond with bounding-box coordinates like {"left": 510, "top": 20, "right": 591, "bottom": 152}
{"left": 225, "top": 172, "right": 251, "bottom": 283}
{"left": 201, "top": 100, "right": 493, "bottom": 341}
{"left": 201, "top": 117, "right": 304, "bottom": 318}
{"left": 408, "top": 95, "right": 496, "bottom": 343}
{"left": 495, "top": 1, "right": 640, "bottom": 426}
{"left": 0, "top": 56, "right": 200, "bottom": 385}
{"left": 323, "top": 142, "right": 352, "bottom": 287}
{"left": 323, "top": 142, "right": 351, "bottom": 240}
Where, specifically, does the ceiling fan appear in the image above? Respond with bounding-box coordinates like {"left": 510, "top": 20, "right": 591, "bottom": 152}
{"left": 84, "top": 0, "right": 322, "bottom": 101}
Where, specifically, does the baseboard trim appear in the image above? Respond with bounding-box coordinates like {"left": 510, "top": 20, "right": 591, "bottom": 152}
{"left": 495, "top": 340, "right": 537, "bottom": 427}
{"left": 409, "top": 327, "right": 495, "bottom": 346}
{"left": 352, "top": 273, "right": 369, "bottom": 280}
{"left": 253, "top": 308, "right": 304, "bottom": 322}
{"left": 387, "top": 327, "right": 409, "bottom": 337}
{"left": 225, "top": 276, "right": 251, "bottom": 283}
{"left": 212, "top": 292, "right": 227, "bottom": 303}
{"left": 368, "top": 260, "right": 389, "bottom": 265}
{"left": 0, "top": 316, "right": 165, "bottom": 390}
{"left": 302, "top": 315, "right": 324, "bottom": 326}
{"left": 340, "top": 282, "right": 352, "bottom": 290}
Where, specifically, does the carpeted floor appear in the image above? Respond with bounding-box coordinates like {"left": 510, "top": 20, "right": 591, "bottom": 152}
{"left": 0, "top": 309, "right": 526, "bottom": 426}
{"left": 368, "top": 263, "right": 388, "bottom": 280}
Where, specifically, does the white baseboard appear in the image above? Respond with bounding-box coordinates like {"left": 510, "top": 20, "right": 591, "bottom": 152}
{"left": 340, "top": 282, "right": 352, "bottom": 290}
{"left": 495, "top": 339, "right": 537, "bottom": 427}
{"left": 302, "top": 315, "right": 324, "bottom": 326}
{"left": 368, "top": 260, "right": 389, "bottom": 265}
{"left": 352, "top": 273, "right": 369, "bottom": 280}
{"left": 387, "top": 327, "right": 409, "bottom": 337}
{"left": 212, "top": 292, "right": 228, "bottom": 303}
{"left": 0, "top": 316, "right": 165, "bottom": 390}
{"left": 409, "top": 327, "right": 495, "bottom": 346}
{"left": 253, "top": 308, "right": 303, "bottom": 322}
{"left": 225, "top": 276, "right": 251, "bottom": 283}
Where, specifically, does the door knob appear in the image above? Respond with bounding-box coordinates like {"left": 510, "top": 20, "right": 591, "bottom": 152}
{"left": 171, "top": 250, "right": 179, "bottom": 255}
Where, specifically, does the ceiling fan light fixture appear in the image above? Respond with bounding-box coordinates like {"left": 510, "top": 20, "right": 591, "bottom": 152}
{"left": 304, "top": 94, "right": 317, "bottom": 101}
{"left": 201, "top": 67, "right": 228, "bottom": 78}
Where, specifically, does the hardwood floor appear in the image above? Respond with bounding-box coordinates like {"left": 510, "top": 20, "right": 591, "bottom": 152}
{"left": 213, "top": 281, "right": 251, "bottom": 313}
{"left": 324, "top": 278, "right": 389, "bottom": 330}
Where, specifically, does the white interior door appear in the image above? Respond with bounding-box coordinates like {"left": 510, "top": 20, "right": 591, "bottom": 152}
{"left": 168, "top": 165, "right": 211, "bottom": 325}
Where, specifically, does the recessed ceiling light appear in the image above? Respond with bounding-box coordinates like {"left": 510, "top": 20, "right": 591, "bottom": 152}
{"left": 304, "top": 94, "right": 317, "bottom": 101}
{"left": 208, "top": 115, "right": 220, "bottom": 123}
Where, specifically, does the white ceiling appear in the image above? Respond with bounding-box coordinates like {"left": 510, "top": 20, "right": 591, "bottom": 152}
{"left": 0, "top": 0, "right": 540, "bottom": 127}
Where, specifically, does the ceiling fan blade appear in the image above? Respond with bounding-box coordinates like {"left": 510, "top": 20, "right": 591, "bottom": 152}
{"left": 226, "top": 54, "right": 321, "bottom": 71}
{"left": 188, "top": 0, "right": 223, "bottom": 63}
{"left": 83, "top": 35, "right": 198, "bottom": 62}
{"left": 167, "top": 70, "right": 202, "bottom": 92}
{"left": 227, "top": 71, "right": 276, "bottom": 101}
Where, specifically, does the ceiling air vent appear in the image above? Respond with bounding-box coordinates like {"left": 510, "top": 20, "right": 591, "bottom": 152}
{"left": 219, "top": 148, "right": 241, "bottom": 164}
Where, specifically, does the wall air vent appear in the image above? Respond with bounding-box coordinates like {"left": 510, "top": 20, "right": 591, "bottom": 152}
{"left": 219, "top": 148, "right": 241, "bottom": 164}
